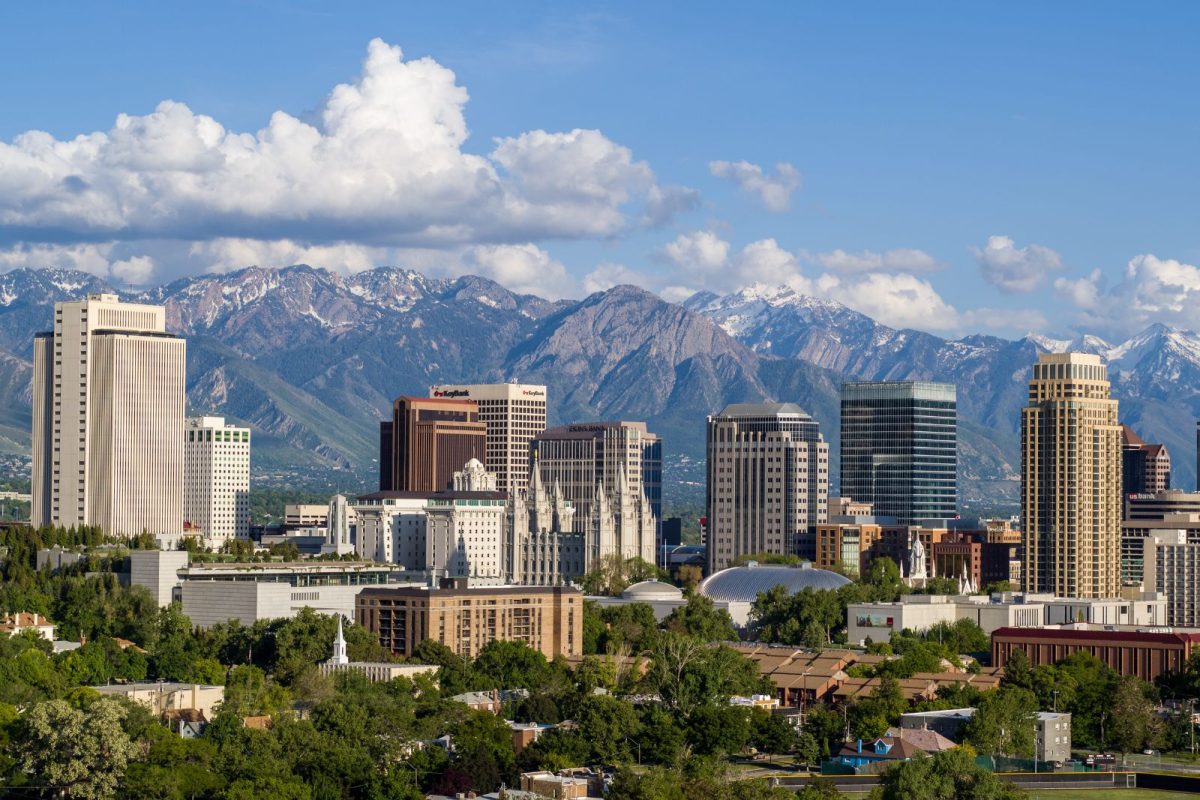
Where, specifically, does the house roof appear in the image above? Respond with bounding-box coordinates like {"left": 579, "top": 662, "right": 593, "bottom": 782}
{"left": 837, "top": 736, "right": 924, "bottom": 761}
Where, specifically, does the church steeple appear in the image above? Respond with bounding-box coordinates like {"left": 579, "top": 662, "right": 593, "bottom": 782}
{"left": 331, "top": 615, "right": 349, "bottom": 665}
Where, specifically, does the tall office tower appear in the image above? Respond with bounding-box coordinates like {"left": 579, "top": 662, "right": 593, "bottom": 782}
{"left": 1121, "top": 425, "right": 1171, "bottom": 497}
{"left": 1022, "top": 352, "right": 1122, "bottom": 598}
{"left": 32, "top": 294, "right": 185, "bottom": 536}
{"left": 706, "top": 403, "right": 829, "bottom": 574}
{"left": 429, "top": 382, "right": 547, "bottom": 494}
{"left": 183, "top": 416, "right": 251, "bottom": 547}
{"left": 381, "top": 396, "right": 487, "bottom": 492}
{"left": 532, "top": 421, "right": 661, "bottom": 567}
{"left": 840, "top": 381, "right": 958, "bottom": 525}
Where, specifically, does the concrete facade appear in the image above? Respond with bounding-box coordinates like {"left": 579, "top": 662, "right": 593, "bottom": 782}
{"left": 706, "top": 403, "right": 829, "bottom": 573}
{"left": 429, "top": 382, "right": 547, "bottom": 494}
{"left": 183, "top": 416, "right": 250, "bottom": 547}
{"left": 129, "top": 549, "right": 190, "bottom": 606}
{"left": 32, "top": 294, "right": 185, "bottom": 537}
{"left": 357, "top": 580, "right": 583, "bottom": 660}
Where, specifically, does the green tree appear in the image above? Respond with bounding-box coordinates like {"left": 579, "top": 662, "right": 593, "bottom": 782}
{"left": 473, "top": 639, "right": 549, "bottom": 691}
{"left": 751, "top": 707, "right": 798, "bottom": 756}
{"left": 1109, "top": 676, "right": 1160, "bottom": 758}
{"left": 688, "top": 705, "right": 751, "bottom": 755}
{"left": 661, "top": 593, "right": 737, "bottom": 642}
{"left": 875, "top": 747, "right": 1025, "bottom": 799}
{"left": 18, "top": 697, "right": 138, "bottom": 799}
{"left": 964, "top": 686, "right": 1038, "bottom": 764}
{"left": 576, "top": 693, "right": 642, "bottom": 763}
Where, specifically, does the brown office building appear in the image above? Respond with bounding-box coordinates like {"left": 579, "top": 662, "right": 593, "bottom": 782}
{"left": 356, "top": 579, "right": 583, "bottom": 660}
{"left": 380, "top": 397, "right": 487, "bottom": 493}
{"left": 992, "top": 626, "right": 1200, "bottom": 683}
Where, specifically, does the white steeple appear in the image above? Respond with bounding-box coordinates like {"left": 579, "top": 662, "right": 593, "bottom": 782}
{"left": 331, "top": 615, "right": 349, "bottom": 665}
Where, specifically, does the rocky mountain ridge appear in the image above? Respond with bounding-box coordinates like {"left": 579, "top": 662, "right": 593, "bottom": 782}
{"left": 0, "top": 267, "right": 1195, "bottom": 501}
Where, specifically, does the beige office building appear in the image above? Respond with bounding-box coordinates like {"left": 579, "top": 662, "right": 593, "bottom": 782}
{"left": 706, "top": 403, "right": 829, "bottom": 573}
{"left": 32, "top": 294, "right": 185, "bottom": 536}
{"left": 1021, "top": 353, "right": 1122, "bottom": 598}
{"left": 429, "top": 382, "right": 548, "bottom": 494}
{"left": 357, "top": 579, "right": 583, "bottom": 660}
{"left": 184, "top": 416, "right": 250, "bottom": 547}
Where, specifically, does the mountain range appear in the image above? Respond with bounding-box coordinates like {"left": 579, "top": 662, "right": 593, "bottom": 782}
{"left": 0, "top": 266, "right": 1196, "bottom": 506}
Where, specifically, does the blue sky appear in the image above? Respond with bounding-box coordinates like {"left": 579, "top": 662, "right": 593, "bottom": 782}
{"left": 0, "top": 2, "right": 1197, "bottom": 340}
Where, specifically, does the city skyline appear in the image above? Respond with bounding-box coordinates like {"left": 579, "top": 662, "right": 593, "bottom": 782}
{"left": 0, "top": 5, "right": 1198, "bottom": 341}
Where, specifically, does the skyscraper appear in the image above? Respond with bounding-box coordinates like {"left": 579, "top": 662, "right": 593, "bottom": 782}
{"left": 706, "top": 403, "right": 829, "bottom": 574}
{"left": 1121, "top": 425, "right": 1171, "bottom": 497}
{"left": 532, "top": 421, "right": 660, "bottom": 567}
{"left": 184, "top": 416, "right": 251, "bottom": 547}
{"left": 1022, "top": 352, "right": 1122, "bottom": 598}
{"left": 840, "top": 381, "right": 958, "bottom": 525}
{"left": 32, "top": 294, "right": 185, "bottom": 536}
{"left": 428, "top": 382, "right": 547, "bottom": 494}
{"left": 380, "top": 396, "right": 487, "bottom": 493}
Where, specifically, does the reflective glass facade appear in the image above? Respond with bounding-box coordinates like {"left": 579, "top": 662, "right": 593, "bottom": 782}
{"left": 839, "top": 381, "right": 957, "bottom": 525}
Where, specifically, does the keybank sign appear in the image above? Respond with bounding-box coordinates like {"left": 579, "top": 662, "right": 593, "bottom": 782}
{"left": 432, "top": 389, "right": 470, "bottom": 398}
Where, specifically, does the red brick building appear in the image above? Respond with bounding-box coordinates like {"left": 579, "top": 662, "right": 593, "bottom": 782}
{"left": 992, "top": 626, "right": 1200, "bottom": 683}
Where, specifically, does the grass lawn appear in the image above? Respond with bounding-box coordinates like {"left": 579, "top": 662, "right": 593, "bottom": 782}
{"left": 1026, "top": 791, "right": 1196, "bottom": 799}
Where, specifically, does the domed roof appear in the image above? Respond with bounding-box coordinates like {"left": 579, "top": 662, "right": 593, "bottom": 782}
{"left": 698, "top": 563, "right": 851, "bottom": 603}
{"left": 621, "top": 580, "right": 684, "bottom": 602}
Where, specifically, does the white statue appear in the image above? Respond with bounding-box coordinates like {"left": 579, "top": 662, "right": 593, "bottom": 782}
{"left": 908, "top": 530, "right": 927, "bottom": 580}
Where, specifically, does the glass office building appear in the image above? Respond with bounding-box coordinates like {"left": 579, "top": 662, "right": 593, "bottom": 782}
{"left": 839, "top": 381, "right": 957, "bottom": 525}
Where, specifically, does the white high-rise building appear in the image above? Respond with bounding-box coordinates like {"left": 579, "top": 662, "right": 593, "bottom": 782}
{"left": 32, "top": 294, "right": 185, "bottom": 536}
{"left": 183, "top": 416, "right": 250, "bottom": 547}
{"left": 428, "top": 382, "right": 547, "bottom": 494}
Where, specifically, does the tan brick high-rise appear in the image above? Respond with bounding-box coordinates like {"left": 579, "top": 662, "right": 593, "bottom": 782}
{"left": 1022, "top": 352, "right": 1122, "bottom": 598}
{"left": 32, "top": 294, "right": 184, "bottom": 536}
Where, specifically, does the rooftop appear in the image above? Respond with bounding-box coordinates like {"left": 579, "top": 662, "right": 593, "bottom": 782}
{"left": 698, "top": 563, "right": 851, "bottom": 603}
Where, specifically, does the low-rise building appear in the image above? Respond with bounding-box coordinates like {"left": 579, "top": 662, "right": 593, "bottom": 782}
{"left": 900, "top": 708, "right": 975, "bottom": 741}
{"left": 130, "top": 549, "right": 190, "bottom": 606}
{"left": 177, "top": 561, "right": 406, "bottom": 628}
{"left": 357, "top": 579, "right": 583, "bottom": 660}
{"left": 519, "top": 770, "right": 600, "bottom": 799}
{"left": 1037, "top": 712, "right": 1072, "bottom": 764}
{"left": 847, "top": 592, "right": 1164, "bottom": 646}
{"left": 316, "top": 615, "right": 439, "bottom": 684}
{"left": 992, "top": 625, "right": 1200, "bottom": 682}
{"left": 0, "top": 612, "right": 56, "bottom": 640}
{"left": 92, "top": 682, "right": 225, "bottom": 719}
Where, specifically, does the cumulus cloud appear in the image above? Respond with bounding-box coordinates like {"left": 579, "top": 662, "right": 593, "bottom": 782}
{"left": 733, "top": 239, "right": 813, "bottom": 292}
{"left": 973, "top": 235, "right": 1063, "bottom": 292}
{"left": 709, "top": 160, "right": 802, "bottom": 212}
{"left": 811, "top": 248, "right": 939, "bottom": 273}
{"left": 187, "top": 238, "right": 386, "bottom": 275}
{"left": 658, "top": 230, "right": 730, "bottom": 274}
{"left": 582, "top": 262, "right": 650, "bottom": 294}
{"left": 461, "top": 243, "right": 573, "bottom": 299}
{"left": 821, "top": 272, "right": 962, "bottom": 332}
{"left": 1049, "top": 254, "right": 1200, "bottom": 338}
{"left": 0, "top": 38, "right": 693, "bottom": 287}
{"left": 0, "top": 242, "right": 157, "bottom": 284}
{"left": 1053, "top": 269, "right": 1104, "bottom": 310}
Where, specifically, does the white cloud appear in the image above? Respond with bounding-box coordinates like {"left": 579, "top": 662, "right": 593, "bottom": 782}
{"left": 709, "top": 160, "right": 801, "bottom": 212}
{"left": 0, "top": 38, "right": 693, "bottom": 283}
{"left": 821, "top": 272, "right": 962, "bottom": 332}
{"left": 109, "top": 255, "right": 156, "bottom": 285}
{"left": 187, "top": 238, "right": 385, "bottom": 275}
{"left": 1123, "top": 254, "right": 1200, "bottom": 318}
{"left": 462, "top": 243, "right": 573, "bottom": 299}
{"left": 659, "top": 230, "right": 730, "bottom": 274}
{"left": 1053, "top": 269, "right": 1103, "bottom": 310}
{"left": 973, "top": 234, "right": 1063, "bottom": 292}
{"left": 811, "top": 248, "right": 939, "bottom": 273}
{"left": 0, "top": 243, "right": 116, "bottom": 276}
{"left": 733, "top": 239, "right": 812, "bottom": 292}
{"left": 582, "top": 262, "right": 649, "bottom": 294}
